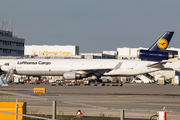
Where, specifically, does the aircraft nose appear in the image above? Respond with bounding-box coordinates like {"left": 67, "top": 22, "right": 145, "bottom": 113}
{"left": 1, "top": 65, "right": 8, "bottom": 72}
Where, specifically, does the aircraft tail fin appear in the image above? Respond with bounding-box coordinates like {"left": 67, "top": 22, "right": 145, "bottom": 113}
{"left": 148, "top": 31, "right": 174, "bottom": 51}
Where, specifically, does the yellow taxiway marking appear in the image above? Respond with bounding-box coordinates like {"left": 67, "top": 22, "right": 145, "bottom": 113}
{"left": 141, "top": 102, "right": 180, "bottom": 106}
{"left": 69, "top": 100, "right": 180, "bottom": 107}
{"left": 0, "top": 88, "right": 32, "bottom": 90}
{"left": 117, "top": 95, "right": 135, "bottom": 97}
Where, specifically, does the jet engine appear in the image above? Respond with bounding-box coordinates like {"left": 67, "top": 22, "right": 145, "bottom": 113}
{"left": 137, "top": 50, "right": 176, "bottom": 61}
{"left": 63, "top": 71, "right": 85, "bottom": 80}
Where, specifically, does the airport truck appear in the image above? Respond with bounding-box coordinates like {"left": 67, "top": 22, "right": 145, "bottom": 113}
{"left": 171, "top": 76, "right": 180, "bottom": 85}
{"left": 13, "top": 75, "right": 25, "bottom": 84}
{"left": 104, "top": 77, "right": 123, "bottom": 86}
{"left": 14, "top": 76, "right": 20, "bottom": 84}
{"left": 30, "top": 77, "right": 39, "bottom": 84}
{"left": 65, "top": 80, "right": 80, "bottom": 86}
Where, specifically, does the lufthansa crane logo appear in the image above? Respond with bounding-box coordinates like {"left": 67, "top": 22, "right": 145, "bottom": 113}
{"left": 31, "top": 50, "right": 37, "bottom": 54}
{"left": 157, "top": 38, "right": 168, "bottom": 49}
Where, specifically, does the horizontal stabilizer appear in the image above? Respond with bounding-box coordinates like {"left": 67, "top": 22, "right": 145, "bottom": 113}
{"left": 147, "top": 62, "right": 167, "bottom": 68}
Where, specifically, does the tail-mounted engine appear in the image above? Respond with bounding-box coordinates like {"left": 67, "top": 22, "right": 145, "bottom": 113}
{"left": 137, "top": 50, "right": 178, "bottom": 61}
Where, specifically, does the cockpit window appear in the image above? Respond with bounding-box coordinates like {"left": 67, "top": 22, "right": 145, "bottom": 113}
{"left": 4, "top": 63, "right": 9, "bottom": 66}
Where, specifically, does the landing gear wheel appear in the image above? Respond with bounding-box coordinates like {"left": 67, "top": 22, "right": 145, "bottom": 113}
{"left": 96, "top": 76, "right": 102, "bottom": 83}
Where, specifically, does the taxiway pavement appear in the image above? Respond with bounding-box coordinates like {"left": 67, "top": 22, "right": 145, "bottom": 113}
{"left": 0, "top": 83, "right": 180, "bottom": 119}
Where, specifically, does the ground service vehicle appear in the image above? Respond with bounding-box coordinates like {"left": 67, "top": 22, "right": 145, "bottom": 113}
{"left": 84, "top": 80, "right": 91, "bottom": 85}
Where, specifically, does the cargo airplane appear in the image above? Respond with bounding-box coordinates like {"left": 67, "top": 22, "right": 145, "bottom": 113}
{"left": 1, "top": 32, "right": 178, "bottom": 81}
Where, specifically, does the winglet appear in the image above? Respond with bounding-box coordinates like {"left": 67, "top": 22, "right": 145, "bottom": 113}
{"left": 113, "top": 62, "right": 122, "bottom": 70}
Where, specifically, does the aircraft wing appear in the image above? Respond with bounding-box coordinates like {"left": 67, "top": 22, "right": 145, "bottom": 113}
{"left": 70, "top": 62, "right": 122, "bottom": 77}
{"left": 146, "top": 62, "right": 167, "bottom": 68}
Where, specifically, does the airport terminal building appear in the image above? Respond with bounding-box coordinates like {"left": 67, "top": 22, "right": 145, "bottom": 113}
{"left": 24, "top": 45, "right": 180, "bottom": 59}
{"left": 0, "top": 29, "right": 24, "bottom": 56}
{"left": 25, "top": 45, "right": 79, "bottom": 58}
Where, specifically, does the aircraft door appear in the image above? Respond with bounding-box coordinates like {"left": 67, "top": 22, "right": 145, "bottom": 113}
{"left": 9, "top": 62, "right": 16, "bottom": 70}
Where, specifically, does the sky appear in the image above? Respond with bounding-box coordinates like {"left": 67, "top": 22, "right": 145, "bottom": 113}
{"left": 0, "top": 0, "right": 180, "bottom": 53}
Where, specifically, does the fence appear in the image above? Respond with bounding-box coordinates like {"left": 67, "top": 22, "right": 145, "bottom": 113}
{"left": 0, "top": 90, "right": 180, "bottom": 120}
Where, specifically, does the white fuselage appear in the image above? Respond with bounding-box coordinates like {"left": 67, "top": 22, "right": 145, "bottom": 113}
{"left": 1, "top": 59, "right": 161, "bottom": 77}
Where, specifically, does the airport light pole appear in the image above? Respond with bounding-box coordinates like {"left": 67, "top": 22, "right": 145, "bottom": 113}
{"left": 52, "top": 101, "right": 56, "bottom": 120}
{"left": 121, "top": 109, "right": 124, "bottom": 120}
